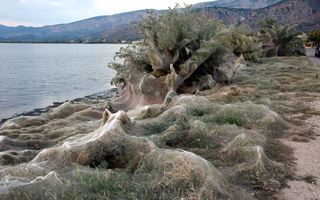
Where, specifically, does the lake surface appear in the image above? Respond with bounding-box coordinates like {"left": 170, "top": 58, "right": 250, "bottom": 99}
{"left": 0, "top": 43, "right": 123, "bottom": 119}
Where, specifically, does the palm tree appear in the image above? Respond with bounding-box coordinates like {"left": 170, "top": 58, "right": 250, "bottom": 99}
{"left": 259, "top": 22, "right": 306, "bottom": 57}
{"left": 259, "top": 18, "right": 277, "bottom": 34}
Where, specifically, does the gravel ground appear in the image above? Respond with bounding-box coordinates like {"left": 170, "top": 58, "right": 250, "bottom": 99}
{"left": 278, "top": 100, "right": 320, "bottom": 200}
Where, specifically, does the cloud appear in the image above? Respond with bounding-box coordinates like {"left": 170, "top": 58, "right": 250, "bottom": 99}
{"left": 50, "top": 1, "right": 63, "bottom": 7}
{"left": 93, "top": 0, "right": 209, "bottom": 13}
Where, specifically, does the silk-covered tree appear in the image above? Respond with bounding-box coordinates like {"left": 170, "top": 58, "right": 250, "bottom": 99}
{"left": 108, "top": 7, "right": 258, "bottom": 111}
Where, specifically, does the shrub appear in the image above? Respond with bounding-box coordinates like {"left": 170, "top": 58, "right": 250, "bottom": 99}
{"left": 307, "top": 29, "right": 320, "bottom": 46}
{"left": 259, "top": 20, "right": 306, "bottom": 57}
{"left": 108, "top": 6, "right": 260, "bottom": 110}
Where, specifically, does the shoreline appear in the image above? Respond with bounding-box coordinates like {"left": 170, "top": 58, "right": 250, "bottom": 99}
{"left": 0, "top": 88, "right": 118, "bottom": 126}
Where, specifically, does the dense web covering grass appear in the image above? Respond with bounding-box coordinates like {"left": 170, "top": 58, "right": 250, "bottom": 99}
{"left": 0, "top": 79, "right": 300, "bottom": 199}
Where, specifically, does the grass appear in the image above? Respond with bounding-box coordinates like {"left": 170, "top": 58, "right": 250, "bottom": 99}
{"left": 140, "top": 114, "right": 178, "bottom": 136}
{"left": 189, "top": 103, "right": 267, "bottom": 128}
{"left": 189, "top": 106, "right": 246, "bottom": 126}
{"left": 201, "top": 112, "right": 245, "bottom": 126}
{"left": 179, "top": 132, "right": 220, "bottom": 149}
{"left": 59, "top": 169, "right": 151, "bottom": 200}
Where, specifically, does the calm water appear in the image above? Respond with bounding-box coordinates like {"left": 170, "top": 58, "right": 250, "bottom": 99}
{"left": 0, "top": 43, "right": 123, "bottom": 119}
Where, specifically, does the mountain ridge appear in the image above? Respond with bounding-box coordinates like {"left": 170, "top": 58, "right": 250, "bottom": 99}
{"left": 0, "top": 0, "right": 319, "bottom": 43}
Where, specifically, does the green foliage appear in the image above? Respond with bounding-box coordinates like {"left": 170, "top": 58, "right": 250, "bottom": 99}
{"left": 141, "top": 115, "right": 177, "bottom": 136}
{"left": 197, "top": 109, "right": 245, "bottom": 126}
{"left": 259, "top": 18, "right": 277, "bottom": 34}
{"left": 60, "top": 169, "right": 150, "bottom": 200}
{"left": 307, "top": 29, "right": 320, "bottom": 45}
{"left": 141, "top": 7, "right": 226, "bottom": 57}
{"left": 140, "top": 7, "right": 229, "bottom": 79}
{"left": 221, "top": 24, "right": 260, "bottom": 62}
{"left": 180, "top": 132, "right": 219, "bottom": 149}
{"left": 259, "top": 20, "right": 306, "bottom": 57}
{"left": 109, "top": 45, "right": 150, "bottom": 87}
{"left": 140, "top": 112, "right": 189, "bottom": 136}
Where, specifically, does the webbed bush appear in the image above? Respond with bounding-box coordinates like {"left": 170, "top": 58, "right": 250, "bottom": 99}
{"left": 108, "top": 6, "right": 258, "bottom": 111}
{"left": 220, "top": 24, "right": 261, "bottom": 62}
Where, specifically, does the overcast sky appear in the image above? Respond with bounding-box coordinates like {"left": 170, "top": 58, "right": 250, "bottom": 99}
{"left": 0, "top": 0, "right": 214, "bottom": 27}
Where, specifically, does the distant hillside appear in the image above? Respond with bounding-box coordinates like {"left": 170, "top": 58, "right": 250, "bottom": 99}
{"left": 247, "top": 0, "right": 320, "bottom": 31}
{"left": 202, "top": 0, "right": 320, "bottom": 32}
{"left": 193, "top": 0, "right": 283, "bottom": 9}
{"left": 0, "top": 10, "right": 153, "bottom": 43}
{"left": 0, "top": 0, "right": 319, "bottom": 43}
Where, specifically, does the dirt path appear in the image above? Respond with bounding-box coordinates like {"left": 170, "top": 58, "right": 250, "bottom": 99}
{"left": 307, "top": 48, "right": 320, "bottom": 65}
{"left": 279, "top": 117, "right": 320, "bottom": 199}
{"left": 278, "top": 85, "right": 320, "bottom": 198}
